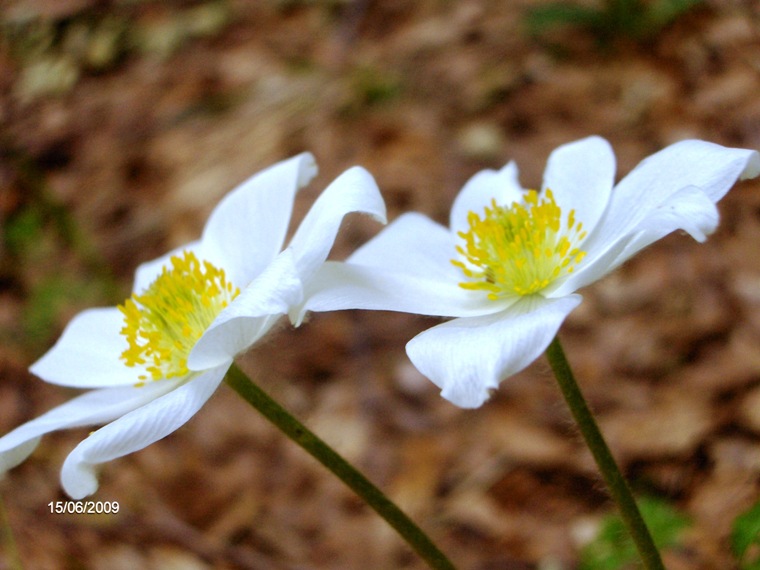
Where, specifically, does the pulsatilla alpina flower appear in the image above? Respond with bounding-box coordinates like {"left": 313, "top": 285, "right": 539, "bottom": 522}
{"left": 296, "top": 137, "right": 760, "bottom": 408}
{"left": 0, "top": 154, "right": 385, "bottom": 498}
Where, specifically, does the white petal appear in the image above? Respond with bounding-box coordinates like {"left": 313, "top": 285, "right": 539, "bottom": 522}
{"left": 295, "top": 261, "right": 502, "bottom": 325}
{"left": 287, "top": 166, "right": 386, "bottom": 281}
{"left": 542, "top": 136, "right": 615, "bottom": 236}
{"left": 348, "top": 213, "right": 459, "bottom": 278}
{"left": 0, "top": 380, "right": 178, "bottom": 473}
{"left": 30, "top": 308, "right": 140, "bottom": 388}
{"left": 621, "top": 140, "right": 759, "bottom": 202}
{"left": 406, "top": 294, "right": 582, "bottom": 408}
{"left": 61, "top": 366, "right": 227, "bottom": 499}
{"left": 609, "top": 185, "right": 719, "bottom": 269}
{"left": 0, "top": 440, "right": 39, "bottom": 474}
{"left": 450, "top": 162, "right": 524, "bottom": 237}
{"left": 187, "top": 249, "right": 302, "bottom": 370}
{"left": 294, "top": 211, "right": 507, "bottom": 324}
{"left": 200, "top": 153, "right": 318, "bottom": 286}
{"left": 583, "top": 140, "right": 760, "bottom": 259}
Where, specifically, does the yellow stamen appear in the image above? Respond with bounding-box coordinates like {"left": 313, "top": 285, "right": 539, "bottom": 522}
{"left": 452, "top": 189, "right": 587, "bottom": 299}
{"left": 118, "top": 250, "right": 240, "bottom": 382}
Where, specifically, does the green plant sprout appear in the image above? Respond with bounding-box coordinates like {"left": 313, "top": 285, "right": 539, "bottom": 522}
{"left": 580, "top": 496, "right": 690, "bottom": 570}
{"left": 525, "top": 0, "right": 704, "bottom": 44}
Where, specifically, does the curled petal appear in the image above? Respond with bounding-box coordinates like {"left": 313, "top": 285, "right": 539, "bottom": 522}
{"left": 61, "top": 366, "right": 227, "bottom": 499}
{"left": 30, "top": 308, "right": 138, "bottom": 389}
{"left": 406, "top": 295, "right": 582, "bottom": 408}
{"left": 0, "top": 380, "right": 179, "bottom": 474}
{"left": 582, "top": 140, "right": 760, "bottom": 263}
{"left": 610, "top": 185, "right": 719, "bottom": 270}
{"left": 201, "top": 153, "right": 318, "bottom": 286}
{"left": 187, "top": 249, "right": 302, "bottom": 370}
{"left": 288, "top": 166, "right": 386, "bottom": 282}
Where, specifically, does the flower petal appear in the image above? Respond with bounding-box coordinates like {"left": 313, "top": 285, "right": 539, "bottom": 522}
{"left": 287, "top": 166, "right": 386, "bottom": 282}
{"left": 200, "top": 153, "right": 318, "bottom": 286}
{"left": 609, "top": 185, "right": 719, "bottom": 270}
{"left": 294, "top": 211, "right": 504, "bottom": 324}
{"left": 30, "top": 308, "right": 140, "bottom": 388}
{"left": 61, "top": 365, "right": 227, "bottom": 499}
{"left": 406, "top": 294, "right": 582, "bottom": 408}
{"left": 450, "top": 162, "right": 524, "bottom": 237}
{"left": 542, "top": 136, "right": 615, "bottom": 236}
{"left": 187, "top": 249, "right": 302, "bottom": 370}
{"left": 0, "top": 440, "right": 39, "bottom": 475}
{"left": 0, "top": 380, "right": 179, "bottom": 474}
{"left": 295, "top": 260, "right": 502, "bottom": 325}
{"left": 348, "top": 213, "right": 458, "bottom": 277}
{"left": 582, "top": 140, "right": 760, "bottom": 261}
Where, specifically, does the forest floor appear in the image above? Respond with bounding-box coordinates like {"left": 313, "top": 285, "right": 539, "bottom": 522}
{"left": 1, "top": 1, "right": 760, "bottom": 569}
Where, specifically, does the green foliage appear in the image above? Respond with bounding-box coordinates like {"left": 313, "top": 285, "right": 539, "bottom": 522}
{"left": 21, "top": 268, "right": 116, "bottom": 352}
{"left": 3, "top": 206, "right": 45, "bottom": 258}
{"left": 1, "top": 140, "right": 120, "bottom": 353}
{"left": 525, "top": 0, "right": 704, "bottom": 44}
{"left": 351, "top": 65, "right": 403, "bottom": 108}
{"left": 24, "top": 277, "right": 80, "bottom": 348}
{"left": 732, "top": 501, "right": 760, "bottom": 570}
{"left": 579, "top": 496, "right": 690, "bottom": 570}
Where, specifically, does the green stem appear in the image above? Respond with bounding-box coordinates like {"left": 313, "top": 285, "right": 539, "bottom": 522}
{"left": 224, "top": 364, "right": 456, "bottom": 570}
{"left": 545, "top": 336, "right": 665, "bottom": 570}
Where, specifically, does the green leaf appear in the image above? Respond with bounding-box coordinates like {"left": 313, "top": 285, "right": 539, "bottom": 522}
{"left": 524, "top": 0, "right": 703, "bottom": 44}
{"left": 524, "top": 3, "right": 604, "bottom": 37}
{"left": 646, "top": 0, "right": 703, "bottom": 29}
{"left": 732, "top": 501, "right": 760, "bottom": 568}
{"left": 579, "top": 496, "right": 690, "bottom": 570}
{"left": 3, "top": 206, "right": 45, "bottom": 257}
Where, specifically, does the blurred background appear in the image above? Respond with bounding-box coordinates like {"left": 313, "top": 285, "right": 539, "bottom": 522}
{"left": 1, "top": 1, "right": 760, "bottom": 568}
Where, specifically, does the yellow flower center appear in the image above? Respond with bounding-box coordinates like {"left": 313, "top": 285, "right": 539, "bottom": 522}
{"left": 452, "top": 189, "right": 587, "bottom": 299}
{"left": 118, "top": 250, "right": 240, "bottom": 383}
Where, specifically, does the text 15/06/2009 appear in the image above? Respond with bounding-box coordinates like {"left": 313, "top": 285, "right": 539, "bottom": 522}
{"left": 49, "top": 501, "right": 119, "bottom": 514}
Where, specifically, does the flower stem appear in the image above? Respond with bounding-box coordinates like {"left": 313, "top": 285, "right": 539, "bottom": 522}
{"left": 545, "top": 336, "right": 665, "bottom": 570}
{"left": 224, "top": 363, "right": 456, "bottom": 570}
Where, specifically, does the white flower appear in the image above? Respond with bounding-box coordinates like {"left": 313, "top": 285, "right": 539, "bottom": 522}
{"left": 297, "top": 137, "right": 760, "bottom": 408}
{"left": 0, "top": 154, "right": 386, "bottom": 498}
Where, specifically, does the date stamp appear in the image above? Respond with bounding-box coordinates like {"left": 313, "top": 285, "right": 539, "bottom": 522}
{"left": 48, "top": 500, "right": 120, "bottom": 515}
